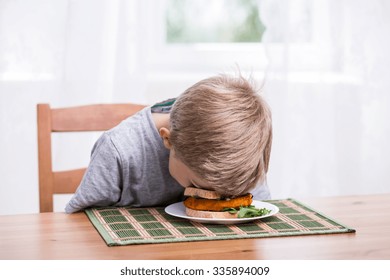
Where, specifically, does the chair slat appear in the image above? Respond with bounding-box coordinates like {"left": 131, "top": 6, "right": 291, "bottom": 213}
{"left": 53, "top": 168, "right": 87, "bottom": 194}
{"left": 51, "top": 104, "right": 146, "bottom": 132}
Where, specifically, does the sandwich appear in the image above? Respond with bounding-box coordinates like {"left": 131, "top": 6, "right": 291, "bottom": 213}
{"left": 183, "top": 187, "right": 271, "bottom": 219}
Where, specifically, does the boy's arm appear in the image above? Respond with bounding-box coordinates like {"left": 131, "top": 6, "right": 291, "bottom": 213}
{"left": 65, "top": 133, "right": 122, "bottom": 213}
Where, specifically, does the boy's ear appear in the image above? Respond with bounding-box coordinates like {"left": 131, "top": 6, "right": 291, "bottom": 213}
{"left": 159, "top": 127, "right": 172, "bottom": 149}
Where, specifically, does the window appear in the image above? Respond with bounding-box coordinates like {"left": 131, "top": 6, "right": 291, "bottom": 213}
{"left": 166, "top": 0, "right": 265, "bottom": 43}
{"left": 138, "top": 0, "right": 332, "bottom": 75}
{"left": 139, "top": 0, "right": 268, "bottom": 74}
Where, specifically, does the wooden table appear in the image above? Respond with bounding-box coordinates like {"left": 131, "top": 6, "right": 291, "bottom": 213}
{"left": 1, "top": 194, "right": 389, "bottom": 259}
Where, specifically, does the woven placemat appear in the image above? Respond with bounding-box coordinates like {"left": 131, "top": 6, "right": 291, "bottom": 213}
{"left": 85, "top": 199, "right": 355, "bottom": 246}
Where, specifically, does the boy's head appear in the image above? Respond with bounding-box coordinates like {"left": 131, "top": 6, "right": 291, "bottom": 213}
{"left": 161, "top": 74, "right": 272, "bottom": 197}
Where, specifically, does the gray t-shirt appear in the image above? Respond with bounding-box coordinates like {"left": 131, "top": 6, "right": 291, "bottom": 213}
{"left": 65, "top": 107, "right": 271, "bottom": 213}
{"left": 65, "top": 107, "right": 184, "bottom": 213}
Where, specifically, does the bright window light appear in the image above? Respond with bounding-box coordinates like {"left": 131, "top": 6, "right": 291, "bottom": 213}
{"left": 166, "top": 0, "right": 265, "bottom": 43}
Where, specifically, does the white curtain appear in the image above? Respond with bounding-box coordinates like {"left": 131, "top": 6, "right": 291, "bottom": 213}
{"left": 0, "top": 0, "right": 146, "bottom": 214}
{"left": 260, "top": 0, "right": 390, "bottom": 198}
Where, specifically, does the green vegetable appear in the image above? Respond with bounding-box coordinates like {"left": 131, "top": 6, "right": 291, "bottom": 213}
{"left": 223, "top": 205, "right": 271, "bottom": 218}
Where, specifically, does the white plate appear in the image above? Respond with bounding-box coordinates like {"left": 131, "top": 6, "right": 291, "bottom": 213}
{"left": 164, "top": 200, "right": 279, "bottom": 225}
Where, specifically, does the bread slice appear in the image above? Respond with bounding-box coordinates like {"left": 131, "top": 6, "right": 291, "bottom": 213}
{"left": 184, "top": 187, "right": 221, "bottom": 199}
{"left": 185, "top": 208, "right": 238, "bottom": 219}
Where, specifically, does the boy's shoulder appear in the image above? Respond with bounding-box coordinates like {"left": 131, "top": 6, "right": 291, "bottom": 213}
{"left": 107, "top": 106, "right": 150, "bottom": 134}
{"left": 103, "top": 106, "right": 161, "bottom": 151}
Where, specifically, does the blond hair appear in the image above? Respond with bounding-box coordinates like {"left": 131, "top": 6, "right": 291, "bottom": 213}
{"left": 169, "top": 74, "right": 272, "bottom": 197}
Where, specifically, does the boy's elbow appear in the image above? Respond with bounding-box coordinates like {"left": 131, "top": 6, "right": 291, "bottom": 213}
{"left": 64, "top": 202, "right": 79, "bottom": 214}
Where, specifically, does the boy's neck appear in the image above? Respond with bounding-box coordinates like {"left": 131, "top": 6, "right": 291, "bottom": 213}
{"left": 151, "top": 112, "right": 170, "bottom": 131}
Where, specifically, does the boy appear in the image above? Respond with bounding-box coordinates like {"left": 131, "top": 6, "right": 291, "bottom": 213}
{"left": 65, "top": 74, "right": 272, "bottom": 213}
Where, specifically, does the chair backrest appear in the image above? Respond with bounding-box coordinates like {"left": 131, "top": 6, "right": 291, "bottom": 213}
{"left": 37, "top": 103, "right": 146, "bottom": 212}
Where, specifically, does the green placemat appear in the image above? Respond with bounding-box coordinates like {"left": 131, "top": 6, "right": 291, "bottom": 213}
{"left": 85, "top": 199, "right": 355, "bottom": 246}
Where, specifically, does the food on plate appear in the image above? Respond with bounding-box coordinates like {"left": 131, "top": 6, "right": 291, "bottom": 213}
{"left": 183, "top": 187, "right": 271, "bottom": 219}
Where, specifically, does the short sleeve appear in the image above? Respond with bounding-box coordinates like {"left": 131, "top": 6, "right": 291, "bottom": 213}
{"left": 65, "top": 133, "right": 122, "bottom": 213}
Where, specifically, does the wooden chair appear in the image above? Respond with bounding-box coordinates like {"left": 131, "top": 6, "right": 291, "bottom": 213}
{"left": 37, "top": 103, "right": 146, "bottom": 212}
